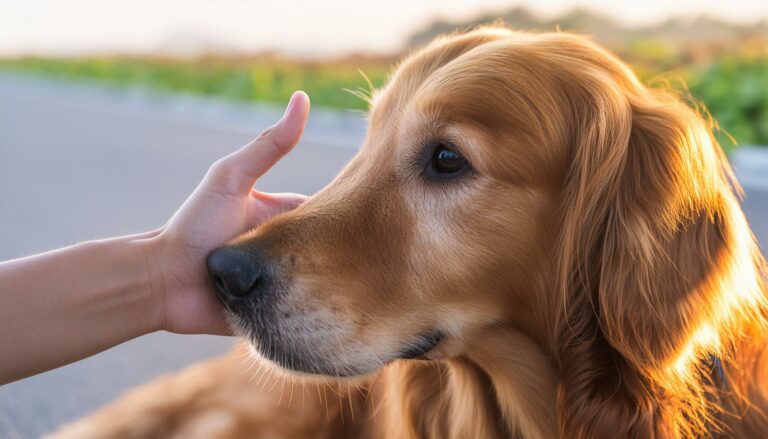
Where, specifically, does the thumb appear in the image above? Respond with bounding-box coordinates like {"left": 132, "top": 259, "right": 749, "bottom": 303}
{"left": 268, "top": 91, "right": 311, "bottom": 153}
{"left": 214, "top": 91, "right": 310, "bottom": 195}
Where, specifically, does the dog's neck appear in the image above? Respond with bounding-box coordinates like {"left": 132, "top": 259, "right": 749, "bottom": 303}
{"left": 464, "top": 327, "right": 560, "bottom": 439}
{"left": 367, "top": 326, "right": 560, "bottom": 439}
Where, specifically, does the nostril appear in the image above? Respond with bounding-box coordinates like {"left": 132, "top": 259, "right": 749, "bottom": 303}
{"left": 212, "top": 275, "right": 226, "bottom": 294}
{"left": 250, "top": 276, "right": 262, "bottom": 293}
{"left": 225, "top": 270, "right": 261, "bottom": 298}
{"left": 206, "top": 247, "right": 264, "bottom": 302}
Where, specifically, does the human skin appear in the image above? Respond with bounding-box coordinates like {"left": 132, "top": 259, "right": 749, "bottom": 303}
{"left": 0, "top": 91, "right": 310, "bottom": 385}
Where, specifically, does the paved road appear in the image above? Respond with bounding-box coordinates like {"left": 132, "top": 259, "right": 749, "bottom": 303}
{"left": 0, "top": 75, "right": 363, "bottom": 438}
{"left": 0, "top": 74, "right": 766, "bottom": 438}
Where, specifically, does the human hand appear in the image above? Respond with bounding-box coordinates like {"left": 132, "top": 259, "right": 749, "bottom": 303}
{"left": 147, "top": 91, "right": 310, "bottom": 335}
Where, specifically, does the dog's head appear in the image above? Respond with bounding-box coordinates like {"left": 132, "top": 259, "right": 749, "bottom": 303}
{"left": 207, "top": 28, "right": 569, "bottom": 377}
{"left": 206, "top": 28, "right": 766, "bottom": 435}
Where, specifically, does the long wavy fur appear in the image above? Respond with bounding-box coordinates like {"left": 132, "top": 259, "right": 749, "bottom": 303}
{"left": 392, "top": 28, "right": 768, "bottom": 438}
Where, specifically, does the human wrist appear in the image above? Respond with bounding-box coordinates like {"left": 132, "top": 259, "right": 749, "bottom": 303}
{"left": 126, "top": 229, "right": 168, "bottom": 334}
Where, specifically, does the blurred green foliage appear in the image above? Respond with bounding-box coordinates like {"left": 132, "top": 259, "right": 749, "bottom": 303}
{"left": 0, "top": 57, "right": 390, "bottom": 111}
{"left": 688, "top": 58, "right": 768, "bottom": 148}
{"left": 619, "top": 43, "right": 768, "bottom": 150}
{"left": 0, "top": 36, "right": 766, "bottom": 150}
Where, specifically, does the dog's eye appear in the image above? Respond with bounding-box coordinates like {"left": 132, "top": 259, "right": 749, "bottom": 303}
{"left": 431, "top": 145, "right": 467, "bottom": 175}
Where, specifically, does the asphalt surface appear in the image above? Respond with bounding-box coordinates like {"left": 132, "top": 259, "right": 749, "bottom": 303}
{"left": 0, "top": 74, "right": 363, "bottom": 438}
{"left": 0, "top": 73, "right": 766, "bottom": 438}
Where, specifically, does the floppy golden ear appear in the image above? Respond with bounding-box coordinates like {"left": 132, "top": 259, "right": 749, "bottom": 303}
{"left": 553, "top": 69, "right": 764, "bottom": 438}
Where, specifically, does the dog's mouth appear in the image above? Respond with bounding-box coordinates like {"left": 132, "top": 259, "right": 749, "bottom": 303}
{"left": 238, "top": 321, "right": 447, "bottom": 378}
{"left": 397, "top": 330, "right": 445, "bottom": 360}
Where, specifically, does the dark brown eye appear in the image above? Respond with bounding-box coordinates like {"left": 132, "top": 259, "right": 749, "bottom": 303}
{"left": 431, "top": 145, "right": 467, "bottom": 175}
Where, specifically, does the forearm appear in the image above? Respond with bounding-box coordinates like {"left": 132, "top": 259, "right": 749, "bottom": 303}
{"left": 0, "top": 231, "right": 162, "bottom": 384}
{"left": 0, "top": 92, "right": 307, "bottom": 385}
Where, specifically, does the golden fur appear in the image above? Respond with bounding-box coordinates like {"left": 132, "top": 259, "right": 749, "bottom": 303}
{"left": 50, "top": 28, "right": 768, "bottom": 438}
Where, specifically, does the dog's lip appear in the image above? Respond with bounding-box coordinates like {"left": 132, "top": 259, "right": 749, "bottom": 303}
{"left": 397, "top": 330, "right": 445, "bottom": 360}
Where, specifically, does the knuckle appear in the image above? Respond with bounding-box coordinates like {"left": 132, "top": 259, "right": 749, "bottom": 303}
{"left": 208, "top": 158, "right": 231, "bottom": 177}
{"left": 256, "top": 125, "right": 289, "bottom": 155}
{"left": 257, "top": 126, "right": 274, "bottom": 140}
{"left": 207, "top": 158, "right": 239, "bottom": 187}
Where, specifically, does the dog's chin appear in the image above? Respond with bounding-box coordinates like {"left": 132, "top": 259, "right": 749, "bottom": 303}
{"left": 226, "top": 318, "right": 370, "bottom": 377}
{"left": 239, "top": 327, "right": 447, "bottom": 379}
{"left": 246, "top": 339, "right": 373, "bottom": 378}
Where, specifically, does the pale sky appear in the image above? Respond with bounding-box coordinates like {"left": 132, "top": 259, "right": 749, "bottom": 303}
{"left": 0, "top": 0, "right": 766, "bottom": 57}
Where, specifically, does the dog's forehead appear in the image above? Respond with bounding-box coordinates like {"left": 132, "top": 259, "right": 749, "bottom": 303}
{"left": 400, "top": 92, "right": 563, "bottom": 186}
{"left": 361, "top": 35, "right": 569, "bottom": 187}
{"left": 366, "top": 33, "right": 511, "bottom": 131}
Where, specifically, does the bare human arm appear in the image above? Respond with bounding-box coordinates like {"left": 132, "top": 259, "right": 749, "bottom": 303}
{"left": 0, "top": 91, "right": 310, "bottom": 385}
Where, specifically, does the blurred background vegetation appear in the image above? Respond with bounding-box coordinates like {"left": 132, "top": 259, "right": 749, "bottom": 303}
{"left": 1, "top": 7, "right": 766, "bottom": 149}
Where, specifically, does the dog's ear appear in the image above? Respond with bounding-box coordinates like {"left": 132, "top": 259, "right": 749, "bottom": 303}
{"left": 553, "top": 58, "right": 762, "bottom": 437}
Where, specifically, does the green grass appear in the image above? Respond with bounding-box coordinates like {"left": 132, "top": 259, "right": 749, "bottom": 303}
{"left": 1, "top": 54, "right": 766, "bottom": 148}
{"left": 0, "top": 57, "right": 391, "bottom": 111}
{"left": 688, "top": 58, "right": 768, "bottom": 148}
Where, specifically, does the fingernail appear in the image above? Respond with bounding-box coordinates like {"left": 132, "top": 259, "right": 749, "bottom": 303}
{"left": 280, "top": 91, "right": 302, "bottom": 122}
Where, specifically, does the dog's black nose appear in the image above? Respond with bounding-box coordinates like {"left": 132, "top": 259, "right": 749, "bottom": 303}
{"left": 206, "top": 247, "right": 263, "bottom": 304}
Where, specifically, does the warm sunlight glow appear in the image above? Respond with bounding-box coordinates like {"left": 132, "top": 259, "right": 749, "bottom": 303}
{"left": 0, "top": 0, "right": 765, "bottom": 57}
{"left": 672, "top": 324, "right": 720, "bottom": 377}
{"left": 667, "top": 198, "right": 766, "bottom": 380}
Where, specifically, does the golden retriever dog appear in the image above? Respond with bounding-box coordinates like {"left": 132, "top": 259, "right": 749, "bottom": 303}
{"left": 51, "top": 27, "right": 768, "bottom": 438}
